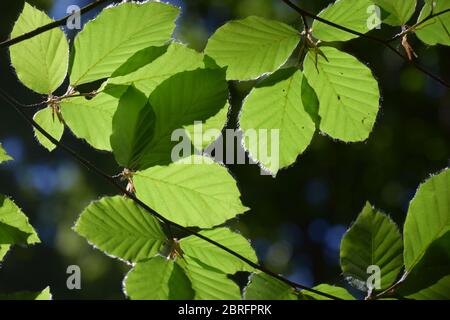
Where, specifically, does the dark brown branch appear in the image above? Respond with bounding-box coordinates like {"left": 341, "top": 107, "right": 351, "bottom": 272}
{"left": 280, "top": 0, "right": 450, "bottom": 89}
{"left": 0, "top": 0, "right": 112, "bottom": 49}
{"left": 299, "top": 12, "right": 309, "bottom": 31}
{"left": 0, "top": 88, "right": 341, "bottom": 301}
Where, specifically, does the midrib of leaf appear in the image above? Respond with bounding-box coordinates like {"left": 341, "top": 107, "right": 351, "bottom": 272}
{"left": 278, "top": 75, "right": 295, "bottom": 135}
{"left": 214, "top": 21, "right": 299, "bottom": 55}
{"left": 87, "top": 199, "right": 163, "bottom": 240}
{"left": 270, "top": 75, "right": 296, "bottom": 160}
{"left": 37, "top": 33, "right": 51, "bottom": 93}
{"left": 232, "top": 20, "right": 298, "bottom": 43}
{"left": 87, "top": 213, "right": 159, "bottom": 241}
{"left": 370, "top": 219, "right": 375, "bottom": 267}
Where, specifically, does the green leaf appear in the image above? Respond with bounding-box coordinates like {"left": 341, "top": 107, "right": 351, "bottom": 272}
{"left": 303, "top": 46, "right": 380, "bottom": 142}
{"left": 398, "top": 169, "right": 450, "bottom": 300}
{"left": 110, "top": 86, "right": 155, "bottom": 169}
{"left": 398, "top": 231, "right": 450, "bottom": 299}
{"left": 111, "top": 45, "right": 168, "bottom": 78}
{"left": 124, "top": 256, "right": 194, "bottom": 300}
{"left": 416, "top": 0, "right": 450, "bottom": 46}
{"left": 0, "top": 195, "right": 40, "bottom": 246}
{"left": 33, "top": 107, "right": 64, "bottom": 151}
{"left": 0, "top": 245, "right": 10, "bottom": 262}
{"left": 371, "top": 0, "right": 417, "bottom": 26}
{"left": 108, "top": 42, "right": 205, "bottom": 95}
{"left": 9, "top": 3, "right": 69, "bottom": 94}
{"left": 0, "top": 221, "right": 30, "bottom": 245}
{"left": 244, "top": 273, "right": 299, "bottom": 300}
{"left": 340, "top": 202, "right": 403, "bottom": 291}
{"left": 74, "top": 196, "right": 166, "bottom": 263}
{"left": 69, "top": 2, "right": 179, "bottom": 86}
{"left": 403, "top": 168, "right": 450, "bottom": 272}
{"left": 132, "top": 68, "right": 229, "bottom": 168}
{"left": 0, "top": 287, "right": 52, "bottom": 300}
{"left": 239, "top": 68, "right": 317, "bottom": 175}
{"left": 61, "top": 86, "right": 127, "bottom": 151}
{"left": 134, "top": 155, "right": 249, "bottom": 228}
{"left": 34, "top": 287, "right": 52, "bottom": 300}
{"left": 180, "top": 228, "right": 258, "bottom": 274}
{"left": 205, "top": 16, "right": 300, "bottom": 80}
{"left": 300, "top": 284, "right": 355, "bottom": 300}
{"left": 0, "top": 144, "right": 12, "bottom": 164}
{"left": 177, "top": 258, "right": 241, "bottom": 300}
{"left": 313, "top": 0, "right": 376, "bottom": 42}
{"left": 184, "top": 103, "right": 230, "bottom": 151}
{"left": 399, "top": 275, "right": 450, "bottom": 300}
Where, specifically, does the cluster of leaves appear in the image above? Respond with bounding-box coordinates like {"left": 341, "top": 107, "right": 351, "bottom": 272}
{"left": 5, "top": 0, "right": 450, "bottom": 299}
{"left": 314, "top": 0, "right": 449, "bottom": 43}
{"left": 0, "top": 145, "right": 50, "bottom": 300}
{"left": 247, "top": 168, "right": 450, "bottom": 299}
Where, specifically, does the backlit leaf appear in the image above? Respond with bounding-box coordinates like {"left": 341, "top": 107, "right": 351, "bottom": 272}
{"left": 0, "top": 287, "right": 52, "bottom": 300}
{"left": 10, "top": 3, "right": 69, "bottom": 94}
{"left": 313, "top": 0, "right": 376, "bottom": 41}
{"left": 125, "top": 256, "right": 194, "bottom": 300}
{"left": 133, "top": 156, "right": 248, "bottom": 228}
{"left": 244, "top": 273, "right": 299, "bottom": 300}
{"left": 0, "top": 144, "right": 12, "bottom": 164}
{"left": 403, "top": 168, "right": 450, "bottom": 272}
{"left": 74, "top": 196, "right": 167, "bottom": 263}
{"left": 340, "top": 203, "right": 403, "bottom": 291}
{"left": 180, "top": 228, "right": 257, "bottom": 274}
{"left": 398, "top": 231, "right": 450, "bottom": 299}
{"left": 132, "top": 68, "right": 229, "bottom": 168}
{"left": 110, "top": 86, "right": 155, "bottom": 169}
{"left": 70, "top": 2, "right": 179, "bottom": 86}
{"left": 177, "top": 258, "right": 241, "bottom": 300}
{"left": 416, "top": 0, "right": 450, "bottom": 46}
{"left": 0, "top": 195, "right": 40, "bottom": 246}
{"left": 61, "top": 85, "right": 127, "bottom": 151}
{"left": 205, "top": 16, "right": 300, "bottom": 80}
{"left": 300, "top": 284, "right": 355, "bottom": 300}
{"left": 303, "top": 46, "right": 380, "bottom": 142}
{"left": 108, "top": 42, "right": 205, "bottom": 95}
{"left": 33, "top": 107, "right": 64, "bottom": 151}
{"left": 239, "top": 68, "right": 317, "bottom": 175}
{"left": 371, "top": 0, "right": 416, "bottom": 26}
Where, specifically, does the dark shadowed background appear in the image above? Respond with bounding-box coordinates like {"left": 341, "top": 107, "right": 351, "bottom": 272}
{"left": 0, "top": 0, "right": 449, "bottom": 299}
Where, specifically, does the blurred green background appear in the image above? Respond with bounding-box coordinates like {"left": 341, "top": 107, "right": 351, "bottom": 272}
{"left": 0, "top": 0, "right": 449, "bottom": 299}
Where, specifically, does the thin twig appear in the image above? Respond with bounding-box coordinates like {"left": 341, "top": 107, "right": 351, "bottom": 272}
{"left": 0, "top": 88, "right": 341, "bottom": 300}
{"left": 1, "top": 93, "right": 47, "bottom": 108}
{"left": 300, "top": 12, "right": 309, "bottom": 31}
{"left": 280, "top": 0, "right": 450, "bottom": 89}
{"left": 389, "top": 9, "right": 450, "bottom": 42}
{"left": 0, "top": 0, "right": 112, "bottom": 49}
